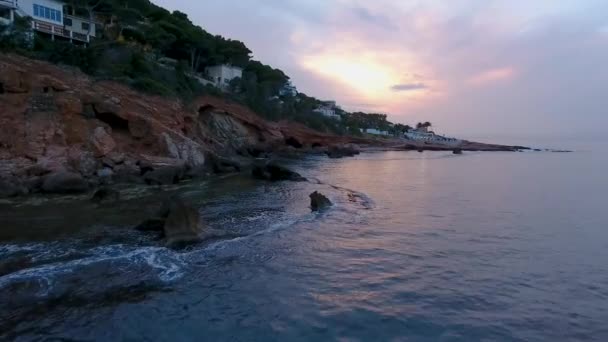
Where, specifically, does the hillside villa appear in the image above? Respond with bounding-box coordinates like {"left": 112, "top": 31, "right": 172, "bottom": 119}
{"left": 404, "top": 126, "right": 462, "bottom": 146}
{"left": 314, "top": 101, "right": 341, "bottom": 120}
{"left": 205, "top": 64, "right": 243, "bottom": 90}
{"left": 0, "top": 0, "right": 97, "bottom": 43}
{"left": 361, "top": 128, "right": 390, "bottom": 136}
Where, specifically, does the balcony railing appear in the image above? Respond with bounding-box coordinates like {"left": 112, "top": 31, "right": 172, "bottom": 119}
{"left": 0, "top": 0, "right": 16, "bottom": 8}
{"left": 32, "top": 19, "right": 90, "bottom": 42}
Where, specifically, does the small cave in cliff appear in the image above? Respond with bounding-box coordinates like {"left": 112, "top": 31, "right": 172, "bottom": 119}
{"left": 183, "top": 116, "right": 194, "bottom": 136}
{"left": 285, "top": 137, "right": 303, "bottom": 149}
{"left": 96, "top": 112, "right": 129, "bottom": 132}
{"left": 312, "top": 142, "right": 323, "bottom": 148}
{"left": 198, "top": 105, "right": 216, "bottom": 116}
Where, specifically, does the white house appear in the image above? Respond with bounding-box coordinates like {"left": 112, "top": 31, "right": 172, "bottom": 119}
{"left": 404, "top": 128, "right": 462, "bottom": 146}
{"left": 313, "top": 100, "right": 342, "bottom": 120}
{"left": 314, "top": 105, "right": 341, "bottom": 120}
{"left": 4, "top": 0, "right": 96, "bottom": 42}
{"left": 205, "top": 64, "right": 243, "bottom": 90}
{"left": 362, "top": 128, "right": 390, "bottom": 136}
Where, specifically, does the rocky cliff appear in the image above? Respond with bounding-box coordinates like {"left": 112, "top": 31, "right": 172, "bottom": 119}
{"left": 0, "top": 54, "right": 351, "bottom": 196}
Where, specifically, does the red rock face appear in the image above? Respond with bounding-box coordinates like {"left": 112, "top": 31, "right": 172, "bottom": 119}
{"left": 0, "top": 54, "right": 361, "bottom": 184}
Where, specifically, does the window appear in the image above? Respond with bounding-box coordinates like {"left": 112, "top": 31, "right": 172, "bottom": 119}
{"left": 33, "top": 4, "right": 62, "bottom": 23}
{"left": 64, "top": 17, "right": 72, "bottom": 26}
{"left": 81, "top": 22, "right": 89, "bottom": 31}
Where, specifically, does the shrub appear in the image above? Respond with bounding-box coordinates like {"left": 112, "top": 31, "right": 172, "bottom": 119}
{"left": 132, "top": 77, "right": 173, "bottom": 96}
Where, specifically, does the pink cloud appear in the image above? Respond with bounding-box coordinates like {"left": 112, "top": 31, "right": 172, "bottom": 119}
{"left": 467, "top": 67, "right": 517, "bottom": 85}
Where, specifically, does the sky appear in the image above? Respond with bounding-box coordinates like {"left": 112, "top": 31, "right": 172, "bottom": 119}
{"left": 154, "top": 0, "right": 608, "bottom": 139}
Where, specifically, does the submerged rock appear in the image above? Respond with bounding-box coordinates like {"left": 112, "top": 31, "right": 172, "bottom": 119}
{"left": 252, "top": 161, "right": 306, "bottom": 182}
{"left": 134, "top": 196, "right": 203, "bottom": 247}
{"left": 135, "top": 219, "right": 166, "bottom": 232}
{"left": 326, "top": 144, "right": 360, "bottom": 159}
{"left": 163, "top": 197, "right": 203, "bottom": 247}
{"left": 91, "top": 187, "right": 120, "bottom": 204}
{"left": 310, "top": 191, "right": 332, "bottom": 212}
{"left": 143, "top": 165, "right": 186, "bottom": 185}
{"left": 41, "top": 172, "right": 88, "bottom": 194}
{"left": 0, "top": 178, "right": 26, "bottom": 198}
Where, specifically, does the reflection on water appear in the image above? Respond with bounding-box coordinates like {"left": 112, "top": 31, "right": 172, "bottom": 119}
{"left": 1, "top": 149, "right": 608, "bottom": 341}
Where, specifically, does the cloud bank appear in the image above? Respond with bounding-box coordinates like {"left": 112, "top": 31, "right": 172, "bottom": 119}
{"left": 153, "top": 0, "right": 608, "bottom": 139}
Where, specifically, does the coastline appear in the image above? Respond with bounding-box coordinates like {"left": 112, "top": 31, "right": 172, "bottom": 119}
{"left": 0, "top": 53, "right": 530, "bottom": 200}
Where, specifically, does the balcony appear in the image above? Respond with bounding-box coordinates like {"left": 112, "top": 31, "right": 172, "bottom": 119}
{"left": 0, "top": 0, "right": 16, "bottom": 9}
{"left": 32, "top": 19, "right": 90, "bottom": 43}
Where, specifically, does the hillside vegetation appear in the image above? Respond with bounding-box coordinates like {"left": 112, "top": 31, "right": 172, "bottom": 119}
{"left": 0, "top": 0, "right": 409, "bottom": 136}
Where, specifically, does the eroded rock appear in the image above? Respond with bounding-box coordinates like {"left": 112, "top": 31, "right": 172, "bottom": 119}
{"left": 42, "top": 171, "right": 88, "bottom": 194}
{"left": 163, "top": 197, "right": 203, "bottom": 247}
{"left": 91, "top": 127, "right": 116, "bottom": 157}
{"left": 143, "top": 165, "right": 186, "bottom": 185}
{"left": 310, "top": 191, "right": 332, "bottom": 211}
{"left": 252, "top": 161, "right": 306, "bottom": 182}
{"left": 91, "top": 187, "right": 119, "bottom": 204}
{"left": 326, "top": 144, "right": 360, "bottom": 159}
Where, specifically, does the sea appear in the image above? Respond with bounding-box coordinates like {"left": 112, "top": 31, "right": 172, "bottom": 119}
{"left": 1, "top": 139, "right": 607, "bottom": 341}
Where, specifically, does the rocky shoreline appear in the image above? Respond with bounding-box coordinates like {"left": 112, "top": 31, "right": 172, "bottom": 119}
{"left": 0, "top": 53, "right": 530, "bottom": 199}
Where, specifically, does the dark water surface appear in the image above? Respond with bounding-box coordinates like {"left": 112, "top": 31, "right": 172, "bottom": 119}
{"left": 1, "top": 147, "right": 608, "bottom": 341}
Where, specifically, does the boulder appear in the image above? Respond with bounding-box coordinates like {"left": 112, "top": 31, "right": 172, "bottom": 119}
{"left": 326, "top": 144, "right": 360, "bottom": 159}
{"left": 310, "top": 191, "right": 332, "bottom": 211}
{"left": 91, "top": 127, "right": 116, "bottom": 157}
{"left": 24, "top": 177, "right": 43, "bottom": 194}
{"left": 96, "top": 167, "right": 114, "bottom": 179}
{"left": 208, "top": 154, "right": 243, "bottom": 174}
{"left": 252, "top": 161, "right": 306, "bottom": 182}
{"left": 0, "top": 178, "right": 25, "bottom": 198}
{"left": 113, "top": 160, "right": 143, "bottom": 184}
{"left": 143, "top": 165, "right": 185, "bottom": 185}
{"left": 452, "top": 148, "right": 463, "bottom": 155}
{"left": 91, "top": 187, "right": 120, "bottom": 204}
{"left": 68, "top": 149, "right": 98, "bottom": 177}
{"left": 42, "top": 172, "right": 88, "bottom": 194}
{"left": 24, "top": 164, "right": 51, "bottom": 177}
{"left": 163, "top": 197, "right": 203, "bottom": 247}
{"left": 135, "top": 219, "right": 166, "bottom": 232}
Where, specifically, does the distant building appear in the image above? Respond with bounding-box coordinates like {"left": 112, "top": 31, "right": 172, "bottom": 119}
{"left": 404, "top": 128, "right": 462, "bottom": 146}
{"left": 314, "top": 104, "right": 341, "bottom": 120}
{"left": 205, "top": 64, "right": 243, "bottom": 90}
{"left": 362, "top": 128, "right": 390, "bottom": 136}
{"left": 1, "top": 0, "right": 97, "bottom": 43}
{"left": 313, "top": 100, "right": 342, "bottom": 120}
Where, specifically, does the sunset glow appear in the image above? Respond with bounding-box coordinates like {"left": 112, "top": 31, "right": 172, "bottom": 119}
{"left": 301, "top": 55, "right": 396, "bottom": 99}
{"left": 155, "top": 0, "right": 608, "bottom": 137}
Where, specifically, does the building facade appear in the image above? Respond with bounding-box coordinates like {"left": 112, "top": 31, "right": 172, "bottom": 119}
{"left": 362, "top": 128, "right": 390, "bottom": 136}
{"left": 205, "top": 65, "right": 243, "bottom": 90}
{"left": 404, "top": 129, "right": 462, "bottom": 146}
{"left": 314, "top": 105, "right": 341, "bottom": 120}
{"left": 2, "top": 0, "right": 96, "bottom": 43}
